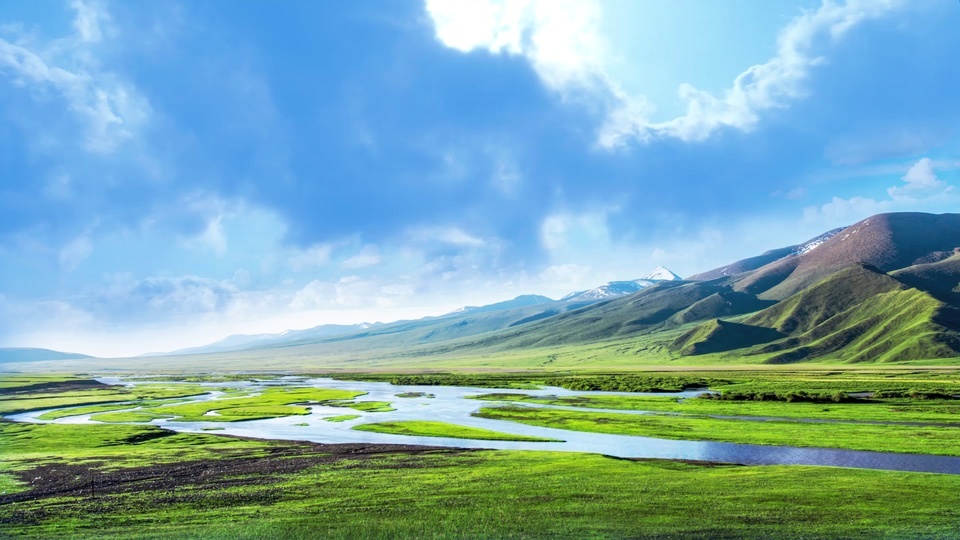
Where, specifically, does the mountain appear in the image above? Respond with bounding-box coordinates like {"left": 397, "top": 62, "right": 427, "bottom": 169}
{"left": 688, "top": 229, "right": 842, "bottom": 281}
{"left": 0, "top": 348, "right": 93, "bottom": 364}
{"left": 642, "top": 266, "right": 683, "bottom": 281}
{"left": 387, "top": 212, "right": 960, "bottom": 364}
{"left": 562, "top": 266, "right": 683, "bottom": 302}
{"left": 449, "top": 295, "right": 554, "bottom": 315}
{"left": 561, "top": 281, "right": 647, "bottom": 302}
{"left": 665, "top": 263, "right": 960, "bottom": 363}
{"left": 164, "top": 323, "right": 377, "bottom": 356}
{"left": 162, "top": 295, "right": 573, "bottom": 357}
{"left": 40, "top": 212, "right": 960, "bottom": 369}
{"left": 735, "top": 213, "right": 960, "bottom": 300}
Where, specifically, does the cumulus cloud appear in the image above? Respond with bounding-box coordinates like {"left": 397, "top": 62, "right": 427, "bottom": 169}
{"left": 0, "top": 0, "right": 150, "bottom": 152}
{"left": 888, "top": 157, "right": 948, "bottom": 199}
{"left": 425, "top": 0, "right": 903, "bottom": 146}
{"left": 804, "top": 157, "right": 955, "bottom": 225}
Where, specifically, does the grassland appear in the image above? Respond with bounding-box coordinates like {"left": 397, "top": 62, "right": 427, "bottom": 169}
{"left": 5, "top": 421, "right": 960, "bottom": 539}
{"left": 5, "top": 370, "right": 960, "bottom": 538}
{"left": 353, "top": 421, "right": 562, "bottom": 442}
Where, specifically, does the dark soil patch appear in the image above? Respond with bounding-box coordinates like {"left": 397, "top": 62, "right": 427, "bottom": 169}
{"left": 0, "top": 379, "right": 108, "bottom": 397}
{"left": 0, "top": 436, "right": 469, "bottom": 518}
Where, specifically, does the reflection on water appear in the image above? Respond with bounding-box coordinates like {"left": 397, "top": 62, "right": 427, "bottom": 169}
{"left": 9, "top": 377, "right": 960, "bottom": 475}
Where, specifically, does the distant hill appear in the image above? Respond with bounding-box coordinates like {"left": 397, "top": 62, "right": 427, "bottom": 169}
{"left": 163, "top": 323, "right": 380, "bottom": 356}
{"left": 562, "top": 266, "right": 682, "bottom": 302}
{"left": 689, "top": 229, "right": 842, "bottom": 281}
{"left": 57, "top": 212, "right": 960, "bottom": 369}
{"left": 736, "top": 213, "right": 960, "bottom": 299}
{"left": 161, "top": 268, "right": 681, "bottom": 357}
{"left": 0, "top": 348, "right": 93, "bottom": 364}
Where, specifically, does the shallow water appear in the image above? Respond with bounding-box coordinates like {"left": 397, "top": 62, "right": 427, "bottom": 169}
{"left": 9, "top": 377, "right": 960, "bottom": 475}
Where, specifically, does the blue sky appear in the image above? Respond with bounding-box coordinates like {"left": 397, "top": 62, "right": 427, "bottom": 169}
{"left": 1, "top": 0, "right": 958, "bottom": 356}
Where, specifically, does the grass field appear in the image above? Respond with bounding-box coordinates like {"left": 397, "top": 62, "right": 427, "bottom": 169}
{"left": 4, "top": 420, "right": 960, "bottom": 539}
{"left": 4, "top": 370, "right": 960, "bottom": 538}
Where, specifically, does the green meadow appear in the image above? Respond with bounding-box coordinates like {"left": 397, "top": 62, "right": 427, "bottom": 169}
{"left": 3, "top": 370, "right": 960, "bottom": 538}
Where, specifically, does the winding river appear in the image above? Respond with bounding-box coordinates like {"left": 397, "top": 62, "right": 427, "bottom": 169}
{"left": 9, "top": 376, "right": 960, "bottom": 475}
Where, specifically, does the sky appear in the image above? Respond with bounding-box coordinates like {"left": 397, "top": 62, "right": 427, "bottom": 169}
{"left": 0, "top": 0, "right": 958, "bottom": 357}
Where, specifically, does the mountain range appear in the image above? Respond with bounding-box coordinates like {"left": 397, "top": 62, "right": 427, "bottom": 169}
{"left": 6, "top": 212, "right": 960, "bottom": 368}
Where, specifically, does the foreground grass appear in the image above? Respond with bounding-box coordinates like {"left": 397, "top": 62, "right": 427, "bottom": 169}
{"left": 474, "top": 405, "right": 960, "bottom": 456}
{"left": 353, "top": 421, "right": 562, "bottom": 442}
{"left": 0, "top": 422, "right": 274, "bottom": 475}
{"left": 3, "top": 422, "right": 960, "bottom": 539}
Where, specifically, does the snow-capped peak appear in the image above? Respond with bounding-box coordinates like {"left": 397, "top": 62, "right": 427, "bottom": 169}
{"left": 792, "top": 228, "right": 842, "bottom": 256}
{"left": 640, "top": 266, "right": 682, "bottom": 281}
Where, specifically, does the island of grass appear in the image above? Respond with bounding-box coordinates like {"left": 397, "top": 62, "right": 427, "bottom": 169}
{"left": 395, "top": 392, "right": 435, "bottom": 398}
{"left": 329, "top": 400, "right": 395, "bottom": 412}
{"left": 353, "top": 420, "right": 562, "bottom": 442}
{"left": 323, "top": 414, "right": 360, "bottom": 422}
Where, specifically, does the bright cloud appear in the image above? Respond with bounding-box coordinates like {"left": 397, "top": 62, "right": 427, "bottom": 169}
{"left": 804, "top": 157, "right": 956, "bottom": 225}
{"left": 888, "top": 157, "right": 948, "bottom": 199}
{"left": 425, "top": 0, "right": 903, "bottom": 146}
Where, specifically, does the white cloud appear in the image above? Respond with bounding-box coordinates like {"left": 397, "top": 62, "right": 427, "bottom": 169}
{"left": 0, "top": 1, "right": 150, "bottom": 152}
{"left": 425, "top": 0, "right": 902, "bottom": 146}
{"left": 804, "top": 157, "right": 955, "bottom": 225}
{"left": 888, "top": 157, "right": 948, "bottom": 199}
{"left": 71, "top": 0, "right": 108, "bottom": 43}
{"left": 342, "top": 244, "right": 382, "bottom": 269}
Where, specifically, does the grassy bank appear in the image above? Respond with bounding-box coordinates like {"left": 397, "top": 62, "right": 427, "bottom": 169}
{"left": 353, "top": 420, "right": 562, "bottom": 442}
{"left": 471, "top": 393, "right": 960, "bottom": 424}
{"left": 474, "top": 405, "right": 960, "bottom": 456}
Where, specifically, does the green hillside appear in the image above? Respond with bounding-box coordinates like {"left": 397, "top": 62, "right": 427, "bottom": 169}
{"left": 670, "top": 319, "right": 783, "bottom": 356}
